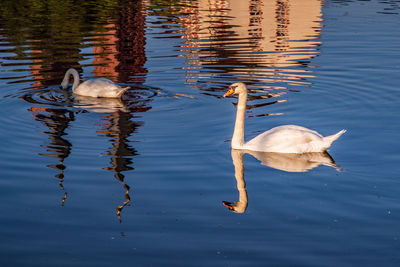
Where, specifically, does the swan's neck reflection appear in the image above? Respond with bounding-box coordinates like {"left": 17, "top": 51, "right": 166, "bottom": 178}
{"left": 223, "top": 149, "right": 339, "bottom": 213}
{"left": 223, "top": 150, "right": 248, "bottom": 213}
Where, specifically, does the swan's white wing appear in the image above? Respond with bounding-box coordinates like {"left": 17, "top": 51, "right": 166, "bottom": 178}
{"left": 244, "top": 125, "right": 324, "bottom": 153}
{"left": 74, "top": 79, "right": 126, "bottom": 98}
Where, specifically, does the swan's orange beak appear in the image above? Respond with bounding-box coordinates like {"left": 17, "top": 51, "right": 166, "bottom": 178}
{"left": 223, "top": 87, "right": 234, "bottom": 97}
{"left": 222, "top": 201, "right": 234, "bottom": 210}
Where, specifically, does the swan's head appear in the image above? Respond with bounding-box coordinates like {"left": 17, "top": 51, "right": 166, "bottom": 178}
{"left": 223, "top": 82, "right": 247, "bottom": 97}
{"left": 222, "top": 201, "right": 247, "bottom": 213}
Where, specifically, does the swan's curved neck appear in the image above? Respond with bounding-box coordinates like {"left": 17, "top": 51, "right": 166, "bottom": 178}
{"left": 232, "top": 91, "right": 247, "bottom": 149}
{"left": 61, "top": 68, "right": 80, "bottom": 92}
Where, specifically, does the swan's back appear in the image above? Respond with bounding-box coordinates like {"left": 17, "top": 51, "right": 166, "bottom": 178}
{"left": 244, "top": 125, "right": 339, "bottom": 153}
{"left": 75, "top": 78, "right": 127, "bottom": 98}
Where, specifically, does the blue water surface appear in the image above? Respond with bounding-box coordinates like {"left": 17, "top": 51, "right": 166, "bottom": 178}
{"left": 1, "top": 0, "right": 400, "bottom": 266}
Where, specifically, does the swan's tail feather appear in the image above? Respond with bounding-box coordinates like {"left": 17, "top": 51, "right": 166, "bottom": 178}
{"left": 323, "top": 129, "right": 347, "bottom": 147}
{"left": 321, "top": 161, "right": 343, "bottom": 172}
{"left": 116, "top": 87, "right": 129, "bottom": 98}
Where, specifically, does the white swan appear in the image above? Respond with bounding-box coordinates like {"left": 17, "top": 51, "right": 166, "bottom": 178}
{"left": 223, "top": 82, "right": 346, "bottom": 153}
{"left": 61, "top": 68, "right": 128, "bottom": 98}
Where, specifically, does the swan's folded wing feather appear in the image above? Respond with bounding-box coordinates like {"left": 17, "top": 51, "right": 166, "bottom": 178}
{"left": 244, "top": 125, "right": 324, "bottom": 153}
{"left": 75, "top": 79, "right": 125, "bottom": 98}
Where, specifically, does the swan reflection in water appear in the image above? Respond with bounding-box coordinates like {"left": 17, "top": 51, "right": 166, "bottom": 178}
{"left": 223, "top": 149, "right": 340, "bottom": 213}
{"left": 73, "top": 95, "right": 129, "bottom": 113}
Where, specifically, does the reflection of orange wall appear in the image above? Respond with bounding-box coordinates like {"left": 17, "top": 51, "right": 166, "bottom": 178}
{"left": 115, "top": 1, "right": 148, "bottom": 84}
{"left": 92, "top": 25, "right": 119, "bottom": 80}
{"left": 30, "top": 49, "right": 44, "bottom": 88}
{"left": 29, "top": 47, "right": 82, "bottom": 89}
{"left": 92, "top": 0, "right": 148, "bottom": 84}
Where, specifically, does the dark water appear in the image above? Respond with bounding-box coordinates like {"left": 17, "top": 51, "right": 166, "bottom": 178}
{"left": 1, "top": 0, "right": 400, "bottom": 266}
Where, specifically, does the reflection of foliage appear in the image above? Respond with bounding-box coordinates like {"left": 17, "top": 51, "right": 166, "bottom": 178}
{"left": 0, "top": 0, "right": 119, "bottom": 84}
{"left": 147, "top": 0, "right": 191, "bottom": 17}
{"left": 0, "top": 0, "right": 149, "bottom": 86}
{"left": 0, "top": 0, "right": 119, "bottom": 42}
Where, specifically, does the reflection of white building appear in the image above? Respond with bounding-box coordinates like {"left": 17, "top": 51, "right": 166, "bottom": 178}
{"left": 179, "top": 0, "right": 323, "bottom": 87}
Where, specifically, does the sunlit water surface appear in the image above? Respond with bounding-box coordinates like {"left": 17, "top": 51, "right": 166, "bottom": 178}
{"left": 1, "top": 0, "right": 400, "bottom": 266}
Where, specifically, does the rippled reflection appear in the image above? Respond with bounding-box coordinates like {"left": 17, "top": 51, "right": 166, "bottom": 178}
{"left": 0, "top": 0, "right": 147, "bottom": 87}
{"left": 1, "top": 0, "right": 151, "bottom": 221}
{"left": 28, "top": 89, "right": 151, "bottom": 220}
{"left": 74, "top": 95, "right": 129, "bottom": 113}
{"left": 147, "top": 0, "right": 323, "bottom": 116}
{"left": 92, "top": 0, "right": 147, "bottom": 83}
{"left": 98, "top": 111, "right": 142, "bottom": 222}
{"left": 28, "top": 107, "right": 76, "bottom": 206}
{"left": 3, "top": 0, "right": 325, "bottom": 218}
{"left": 223, "top": 149, "right": 339, "bottom": 213}
{"left": 190, "top": 0, "right": 320, "bottom": 83}
{"left": 157, "top": 0, "right": 323, "bottom": 87}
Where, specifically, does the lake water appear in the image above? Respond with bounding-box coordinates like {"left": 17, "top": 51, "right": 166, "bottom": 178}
{"left": 1, "top": 0, "right": 400, "bottom": 266}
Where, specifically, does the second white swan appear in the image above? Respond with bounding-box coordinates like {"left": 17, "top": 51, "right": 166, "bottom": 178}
{"left": 223, "top": 82, "right": 346, "bottom": 153}
{"left": 61, "top": 68, "right": 128, "bottom": 98}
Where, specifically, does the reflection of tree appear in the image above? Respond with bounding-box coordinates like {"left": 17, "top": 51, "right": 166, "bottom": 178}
{"left": 0, "top": 0, "right": 121, "bottom": 86}
{"left": 28, "top": 107, "right": 75, "bottom": 206}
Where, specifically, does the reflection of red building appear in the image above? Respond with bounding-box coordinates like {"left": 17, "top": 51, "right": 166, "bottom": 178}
{"left": 92, "top": 25, "right": 120, "bottom": 80}
{"left": 92, "top": 0, "right": 147, "bottom": 84}
{"left": 29, "top": 45, "right": 82, "bottom": 89}
{"left": 30, "top": 48, "right": 47, "bottom": 88}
